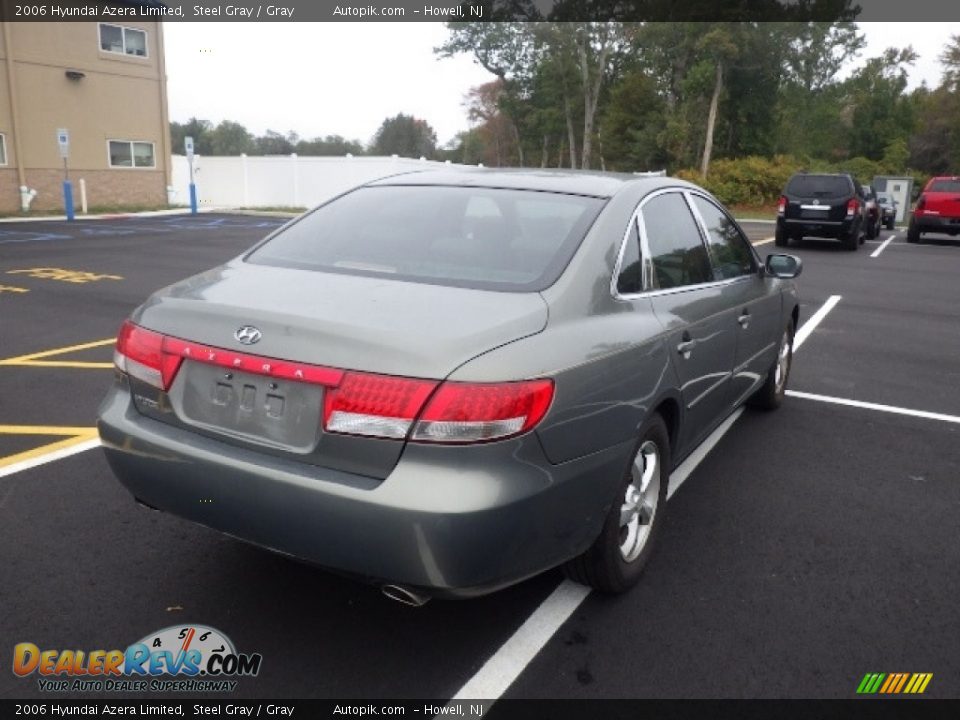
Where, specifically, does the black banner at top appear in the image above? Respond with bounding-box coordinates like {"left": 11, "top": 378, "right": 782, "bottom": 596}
{"left": 0, "top": 0, "right": 958, "bottom": 21}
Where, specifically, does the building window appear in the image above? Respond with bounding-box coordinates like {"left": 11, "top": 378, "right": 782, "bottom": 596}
{"left": 109, "top": 140, "right": 155, "bottom": 168}
{"left": 99, "top": 23, "right": 148, "bottom": 57}
{"left": 0, "top": 134, "right": 7, "bottom": 166}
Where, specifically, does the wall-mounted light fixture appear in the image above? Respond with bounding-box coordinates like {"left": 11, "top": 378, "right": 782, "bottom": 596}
{"left": 65, "top": 70, "right": 86, "bottom": 81}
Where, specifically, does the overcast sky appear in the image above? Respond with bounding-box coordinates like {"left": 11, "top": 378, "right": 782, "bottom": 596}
{"left": 164, "top": 22, "right": 959, "bottom": 148}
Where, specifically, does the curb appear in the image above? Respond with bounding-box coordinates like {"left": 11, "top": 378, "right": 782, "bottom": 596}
{"left": 0, "top": 207, "right": 301, "bottom": 223}
{"left": 0, "top": 207, "right": 204, "bottom": 223}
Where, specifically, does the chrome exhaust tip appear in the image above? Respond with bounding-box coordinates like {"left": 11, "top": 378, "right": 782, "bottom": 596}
{"left": 382, "top": 584, "right": 431, "bottom": 607}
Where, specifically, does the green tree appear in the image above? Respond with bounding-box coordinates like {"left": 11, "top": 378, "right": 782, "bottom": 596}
{"left": 209, "top": 120, "right": 254, "bottom": 155}
{"left": 370, "top": 114, "right": 438, "bottom": 158}
{"left": 845, "top": 47, "right": 918, "bottom": 161}
{"left": 774, "top": 22, "right": 866, "bottom": 160}
{"left": 295, "top": 135, "right": 365, "bottom": 156}
{"left": 169, "top": 117, "right": 212, "bottom": 155}
{"left": 254, "top": 130, "right": 297, "bottom": 155}
{"left": 599, "top": 69, "right": 666, "bottom": 171}
{"left": 908, "top": 35, "right": 960, "bottom": 174}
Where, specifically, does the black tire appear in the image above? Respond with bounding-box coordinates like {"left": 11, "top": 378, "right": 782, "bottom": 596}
{"left": 841, "top": 228, "right": 859, "bottom": 251}
{"left": 747, "top": 318, "right": 795, "bottom": 411}
{"left": 885, "top": 218, "right": 895, "bottom": 230}
{"left": 563, "top": 414, "right": 670, "bottom": 594}
{"left": 907, "top": 221, "right": 921, "bottom": 244}
{"left": 774, "top": 226, "right": 789, "bottom": 247}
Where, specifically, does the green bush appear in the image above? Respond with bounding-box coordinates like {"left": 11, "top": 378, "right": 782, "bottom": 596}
{"left": 676, "top": 154, "right": 923, "bottom": 206}
{"left": 675, "top": 155, "right": 805, "bottom": 206}
{"left": 831, "top": 157, "right": 883, "bottom": 187}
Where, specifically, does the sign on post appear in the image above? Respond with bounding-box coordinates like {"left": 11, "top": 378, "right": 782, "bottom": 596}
{"left": 185, "top": 136, "right": 198, "bottom": 214}
{"left": 56, "top": 128, "right": 70, "bottom": 159}
{"left": 57, "top": 128, "right": 74, "bottom": 221}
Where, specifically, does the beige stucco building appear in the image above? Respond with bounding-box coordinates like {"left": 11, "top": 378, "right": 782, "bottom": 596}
{"left": 0, "top": 21, "right": 171, "bottom": 213}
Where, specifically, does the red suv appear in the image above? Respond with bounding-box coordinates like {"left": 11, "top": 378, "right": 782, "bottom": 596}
{"left": 908, "top": 177, "right": 960, "bottom": 243}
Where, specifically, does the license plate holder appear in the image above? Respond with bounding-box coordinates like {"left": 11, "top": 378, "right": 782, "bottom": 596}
{"left": 171, "top": 361, "right": 323, "bottom": 453}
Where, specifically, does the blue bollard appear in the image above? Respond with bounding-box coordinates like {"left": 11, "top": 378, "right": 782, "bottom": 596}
{"left": 189, "top": 183, "right": 198, "bottom": 214}
{"left": 63, "top": 181, "right": 75, "bottom": 221}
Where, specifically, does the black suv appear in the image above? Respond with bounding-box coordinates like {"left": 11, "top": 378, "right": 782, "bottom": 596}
{"left": 776, "top": 173, "right": 867, "bottom": 251}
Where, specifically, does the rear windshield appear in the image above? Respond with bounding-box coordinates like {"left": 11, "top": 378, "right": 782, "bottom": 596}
{"left": 246, "top": 186, "right": 605, "bottom": 292}
{"left": 928, "top": 179, "right": 960, "bottom": 193}
{"left": 785, "top": 175, "right": 852, "bottom": 197}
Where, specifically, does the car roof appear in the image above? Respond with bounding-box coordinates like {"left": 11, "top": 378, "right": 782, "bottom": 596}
{"left": 791, "top": 172, "right": 852, "bottom": 178}
{"left": 364, "top": 167, "right": 686, "bottom": 199}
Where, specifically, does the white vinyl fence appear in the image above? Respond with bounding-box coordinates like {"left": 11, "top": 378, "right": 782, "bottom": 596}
{"left": 171, "top": 154, "right": 460, "bottom": 209}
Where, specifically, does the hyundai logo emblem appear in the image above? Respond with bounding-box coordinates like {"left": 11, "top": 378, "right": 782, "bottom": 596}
{"left": 234, "top": 326, "right": 262, "bottom": 345}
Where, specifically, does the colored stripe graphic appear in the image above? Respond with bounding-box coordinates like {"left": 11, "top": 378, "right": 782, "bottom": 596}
{"left": 857, "top": 672, "right": 932, "bottom": 694}
{"left": 893, "top": 673, "right": 909, "bottom": 693}
{"left": 879, "top": 674, "right": 896, "bottom": 693}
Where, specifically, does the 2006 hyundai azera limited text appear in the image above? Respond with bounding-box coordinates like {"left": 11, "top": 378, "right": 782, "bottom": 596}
{"left": 98, "top": 170, "right": 802, "bottom": 604}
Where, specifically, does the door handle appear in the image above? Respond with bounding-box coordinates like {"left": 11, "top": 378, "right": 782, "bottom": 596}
{"left": 677, "top": 339, "right": 698, "bottom": 357}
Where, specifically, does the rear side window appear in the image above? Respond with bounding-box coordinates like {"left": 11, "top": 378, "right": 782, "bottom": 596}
{"left": 246, "top": 186, "right": 605, "bottom": 292}
{"left": 641, "top": 193, "right": 712, "bottom": 290}
{"left": 692, "top": 196, "right": 757, "bottom": 280}
{"left": 785, "top": 175, "right": 852, "bottom": 197}
{"left": 928, "top": 179, "right": 960, "bottom": 192}
{"left": 616, "top": 221, "right": 643, "bottom": 295}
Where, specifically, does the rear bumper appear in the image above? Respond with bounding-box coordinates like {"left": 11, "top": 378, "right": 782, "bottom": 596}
{"left": 778, "top": 217, "right": 856, "bottom": 239}
{"left": 97, "top": 381, "right": 630, "bottom": 596}
{"left": 913, "top": 215, "right": 960, "bottom": 234}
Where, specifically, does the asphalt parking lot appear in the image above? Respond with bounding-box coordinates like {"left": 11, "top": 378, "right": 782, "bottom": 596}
{"left": 1, "top": 214, "right": 958, "bottom": 701}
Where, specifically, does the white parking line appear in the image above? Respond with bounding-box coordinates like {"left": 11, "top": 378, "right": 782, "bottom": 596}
{"left": 786, "top": 390, "right": 960, "bottom": 425}
{"left": 753, "top": 237, "right": 774, "bottom": 246}
{"left": 667, "top": 406, "right": 744, "bottom": 500}
{"left": 451, "top": 580, "right": 591, "bottom": 701}
{"left": 450, "top": 295, "right": 843, "bottom": 704}
{"left": 793, "top": 295, "right": 842, "bottom": 350}
{"left": 870, "top": 235, "right": 896, "bottom": 258}
{"left": 0, "top": 437, "right": 101, "bottom": 480}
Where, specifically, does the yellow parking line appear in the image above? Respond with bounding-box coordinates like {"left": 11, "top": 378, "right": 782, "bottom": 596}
{"left": 0, "top": 425, "right": 99, "bottom": 436}
{"left": 0, "top": 338, "right": 114, "bottom": 366}
{"left": 0, "top": 430, "right": 98, "bottom": 470}
{"left": 3, "top": 360, "right": 114, "bottom": 369}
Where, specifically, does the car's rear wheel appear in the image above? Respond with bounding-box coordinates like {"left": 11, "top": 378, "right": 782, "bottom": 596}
{"left": 563, "top": 414, "right": 670, "bottom": 594}
{"left": 841, "top": 228, "right": 859, "bottom": 251}
{"left": 885, "top": 218, "right": 895, "bottom": 230}
{"left": 748, "top": 319, "right": 795, "bottom": 411}
{"left": 907, "top": 221, "right": 921, "bottom": 244}
{"left": 774, "top": 226, "right": 789, "bottom": 247}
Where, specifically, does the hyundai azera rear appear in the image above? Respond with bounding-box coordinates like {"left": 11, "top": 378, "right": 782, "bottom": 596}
{"left": 98, "top": 170, "right": 801, "bottom": 603}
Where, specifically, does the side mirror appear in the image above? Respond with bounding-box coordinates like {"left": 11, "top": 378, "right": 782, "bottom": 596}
{"left": 765, "top": 253, "right": 803, "bottom": 279}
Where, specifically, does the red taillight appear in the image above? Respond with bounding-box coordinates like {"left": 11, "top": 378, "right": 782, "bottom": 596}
{"left": 777, "top": 196, "right": 787, "bottom": 215}
{"left": 115, "top": 321, "right": 554, "bottom": 444}
{"left": 322, "top": 375, "right": 555, "bottom": 443}
{"left": 846, "top": 198, "right": 859, "bottom": 216}
{"left": 114, "top": 321, "right": 182, "bottom": 390}
{"left": 323, "top": 372, "right": 438, "bottom": 440}
{"left": 412, "top": 379, "right": 554, "bottom": 443}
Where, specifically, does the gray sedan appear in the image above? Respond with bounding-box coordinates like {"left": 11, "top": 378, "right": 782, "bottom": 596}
{"left": 98, "top": 170, "right": 801, "bottom": 604}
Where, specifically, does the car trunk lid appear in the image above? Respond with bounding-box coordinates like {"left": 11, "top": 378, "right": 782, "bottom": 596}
{"left": 128, "top": 262, "right": 549, "bottom": 479}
